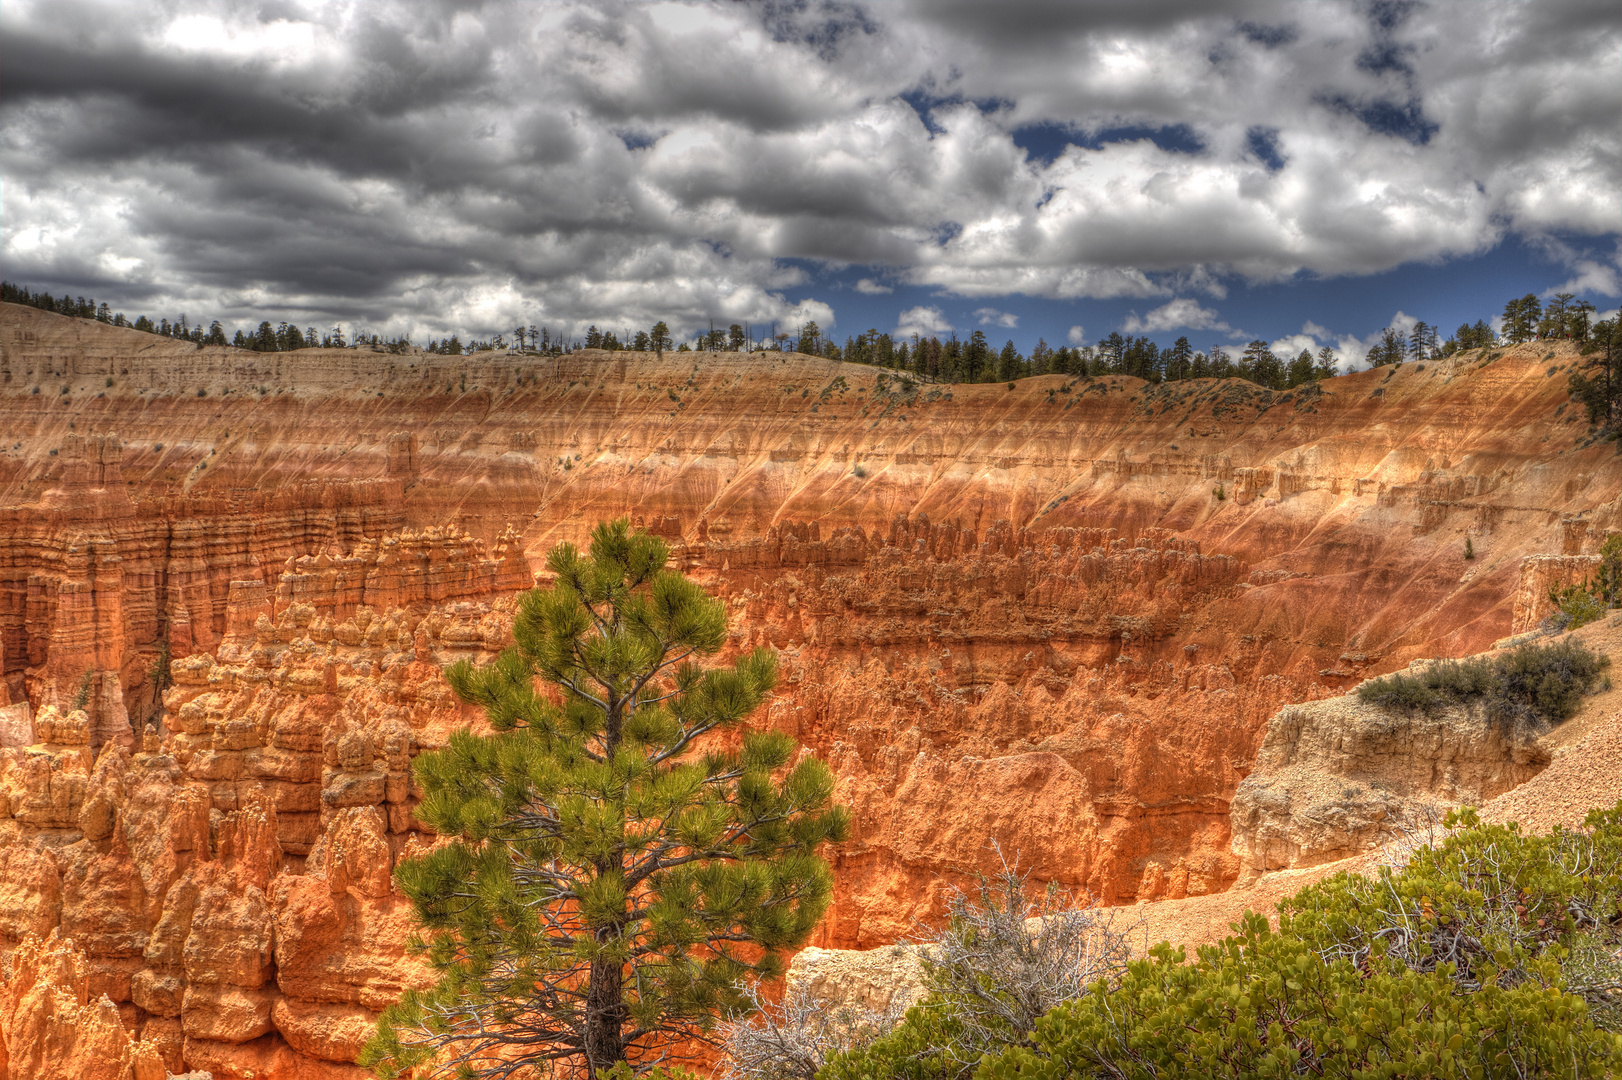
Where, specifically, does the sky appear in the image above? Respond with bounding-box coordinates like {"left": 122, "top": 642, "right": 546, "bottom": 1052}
{"left": 2, "top": 0, "right": 1619, "bottom": 366}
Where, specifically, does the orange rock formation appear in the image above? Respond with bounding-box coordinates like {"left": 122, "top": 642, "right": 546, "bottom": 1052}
{"left": 0, "top": 301, "right": 1616, "bottom": 1076}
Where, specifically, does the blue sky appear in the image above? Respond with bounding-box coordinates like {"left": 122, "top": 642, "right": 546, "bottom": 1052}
{"left": 793, "top": 231, "right": 1621, "bottom": 361}
{"left": 2, "top": 0, "right": 1618, "bottom": 365}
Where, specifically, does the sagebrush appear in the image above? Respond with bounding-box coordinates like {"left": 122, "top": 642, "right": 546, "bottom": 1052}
{"left": 1356, "top": 638, "right": 1608, "bottom": 732}
{"left": 813, "top": 857, "right": 1131, "bottom": 1080}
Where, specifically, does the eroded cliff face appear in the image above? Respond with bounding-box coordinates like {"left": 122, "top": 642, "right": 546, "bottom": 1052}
{"left": 1228, "top": 691, "right": 1549, "bottom": 882}
{"left": 1, "top": 301, "right": 1616, "bottom": 1077}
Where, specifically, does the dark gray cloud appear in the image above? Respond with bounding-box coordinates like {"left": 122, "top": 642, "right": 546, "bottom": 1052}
{"left": 1, "top": 0, "right": 1617, "bottom": 341}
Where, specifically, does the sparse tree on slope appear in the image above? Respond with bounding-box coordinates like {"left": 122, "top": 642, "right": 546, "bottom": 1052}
{"left": 1313, "top": 346, "right": 1338, "bottom": 380}
{"left": 1502, "top": 293, "right": 1541, "bottom": 343}
{"left": 1286, "top": 348, "right": 1314, "bottom": 388}
{"left": 361, "top": 519, "right": 849, "bottom": 1080}
{"left": 1569, "top": 318, "right": 1622, "bottom": 433}
{"left": 1241, "top": 339, "right": 1283, "bottom": 388}
{"left": 795, "top": 321, "right": 820, "bottom": 356}
{"left": 1366, "top": 326, "right": 1405, "bottom": 367}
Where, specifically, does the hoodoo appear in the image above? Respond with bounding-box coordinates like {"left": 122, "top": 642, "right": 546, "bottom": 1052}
{"left": 0, "top": 302, "right": 1616, "bottom": 1076}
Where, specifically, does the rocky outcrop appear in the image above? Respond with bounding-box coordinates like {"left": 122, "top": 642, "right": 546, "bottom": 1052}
{"left": 0, "top": 523, "right": 520, "bottom": 1078}
{"left": 1511, "top": 553, "right": 1603, "bottom": 634}
{"left": 785, "top": 945, "right": 928, "bottom": 1017}
{"left": 1229, "top": 673, "right": 1550, "bottom": 882}
{"left": 0, "top": 930, "right": 167, "bottom": 1080}
{"left": 3, "top": 302, "right": 1620, "bottom": 1074}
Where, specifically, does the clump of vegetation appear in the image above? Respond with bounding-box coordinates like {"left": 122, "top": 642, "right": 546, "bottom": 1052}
{"left": 722, "top": 982, "right": 902, "bottom": 1080}
{"left": 1357, "top": 639, "right": 1609, "bottom": 731}
{"left": 823, "top": 804, "right": 1622, "bottom": 1080}
{"left": 793, "top": 856, "right": 1130, "bottom": 1080}
{"left": 1213, "top": 483, "right": 1226, "bottom": 501}
{"left": 1548, "top": 583, "right": 1608, "bottom": 632}
{"left": 1542, "top": 536, "right": 1622, "bottom": 633}
{"left": 71, "top": 670, "right": 93, "bottom": 712}
{"left": 967, "top": 803, "right": 1622, "bottom": 1080}
{"left": 1465, "top": 536, "right": 1475, "bottom": 560}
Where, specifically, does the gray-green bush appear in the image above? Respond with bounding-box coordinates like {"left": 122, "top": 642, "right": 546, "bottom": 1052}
{"left": 1356, "top": 638, "right": 1608, "bottom": 732}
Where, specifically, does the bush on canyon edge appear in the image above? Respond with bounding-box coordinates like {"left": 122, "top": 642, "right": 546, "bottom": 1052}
{"left": 823, "top": 802, "right": 1622, "bottom": 1080}
{"left": 1356, "top": 638, "right": 1609, "bottom": 733}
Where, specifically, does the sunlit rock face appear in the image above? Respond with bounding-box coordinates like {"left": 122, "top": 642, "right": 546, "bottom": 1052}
{"left": 1, "top": 301, "right": 1613, "bottom": 1076}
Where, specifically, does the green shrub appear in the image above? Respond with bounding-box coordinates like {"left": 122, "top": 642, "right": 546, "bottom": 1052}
{"left": 1493, "top": 637, "right": 1610, "bottom": 726}
{"left": 595, "top": 1064, "right": 701, "bottom": 1080}
{"left": 1358, "top": 668, "right": 1447, "bottom": 713}
{"left": 819, "top": 1002, "right": 963, "bottom": 1080}
{"left": 968, "top": 803, "right": 1622, "bottom": 1080}
{"left": 1598, "top": 534, "right": 1622, "bottom": 606}
{"left": 1548, "top": 583, "right": 1607, "bottom": 632}
{"left": 1356, "top": 639, "right": 1608, "bottom": 731}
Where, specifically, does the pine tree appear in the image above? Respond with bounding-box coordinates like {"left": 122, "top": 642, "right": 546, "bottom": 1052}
{"left": 1408, "top": 321, "right": 1435, "bottom": 360}
{"left": 997, "top": 339, "right": 1022, "bottom": 382}
{"left": 1367, "top": 327, "right": 1404, "bottom": 367}
{"left": 363, "top": 520, "right": 849, "bottom": 1079}
{"left": 1502, "top": 294, "right": 1541, "bottom": 343}
{"left": 795, "top": 321, "right": 820, "bottom": 356}
{"left": 1287, "top": 348, "right": 1314, "bottom": 387}
{"left": 651, "top": 321, "right": 671, "bottom": 357}
{"left": 1099, "top": 332, "right": 1126, "bottom": 373}
{"left": 1569, "top": 318, "right": 1622, "bottom": 432}
{"left": 1539, "top": 293, "right": 1573, "bottom": 339}
{"left": 1166, "top": 337, "right": 1193, "bottom": 381}
{"left": 1313, "top": 346, "right": 1338, "bottom": 380}
{"left": 1241, "top": 339, "right": 1283, "bottom": 388}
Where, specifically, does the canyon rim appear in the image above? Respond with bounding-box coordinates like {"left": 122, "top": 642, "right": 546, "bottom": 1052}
{"left": 0, "top": 301, "right": 1616, "bottom": 1076}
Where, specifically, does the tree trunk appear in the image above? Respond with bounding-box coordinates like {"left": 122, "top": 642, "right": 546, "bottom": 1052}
{"left": 584, "top": 954, "right": 627, "bottom": 1075}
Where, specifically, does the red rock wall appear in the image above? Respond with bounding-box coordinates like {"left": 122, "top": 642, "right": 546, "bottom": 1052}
{"left": 1, "top": 302, "right": 1618, "bottom": 1077}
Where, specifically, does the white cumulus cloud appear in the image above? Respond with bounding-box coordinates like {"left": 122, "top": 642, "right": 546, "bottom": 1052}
{"left": 1120, "top": 297, "right": 1244, "bottom": 337}
{"left": 0, "top": 0, "right": 1615, "bottom": 337}
{"left": 895, "top": 305, "right": 953, "bottom": 338}
{"left": 974, "top": 307, "right": 1018, "bottom": 328}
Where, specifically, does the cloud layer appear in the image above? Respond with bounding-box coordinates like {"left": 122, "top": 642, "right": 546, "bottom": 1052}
{"left": 2, "top": 0, "right": 1617, "bottom": 340}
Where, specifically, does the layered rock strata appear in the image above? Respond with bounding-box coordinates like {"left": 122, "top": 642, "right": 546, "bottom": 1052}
{"left": 0, "top": 524, "right": 524, "bottom": 1078}
{"left": 2, "top": 302, "right": 1618, "bottom": 1075}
